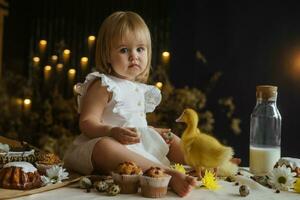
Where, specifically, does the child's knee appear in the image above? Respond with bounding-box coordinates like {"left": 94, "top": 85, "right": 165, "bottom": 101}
{"left": 93, "top": 137, "right": 121, "bottom": 154}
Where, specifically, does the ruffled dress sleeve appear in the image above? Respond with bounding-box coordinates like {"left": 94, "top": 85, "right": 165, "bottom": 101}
{"left": 74, "top": 72, "right": 120, "bottom": 113}
{"left": 143, "top": 85, "right": 162, "bottom": 113}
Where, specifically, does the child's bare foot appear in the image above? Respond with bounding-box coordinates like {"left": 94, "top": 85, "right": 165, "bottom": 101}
{"left": 166, "top": 169, "right": 197, "bottom": 197}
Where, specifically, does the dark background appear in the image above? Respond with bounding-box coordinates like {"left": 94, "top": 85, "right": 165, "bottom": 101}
{"left": 170, "top": 1, "right": 300, "bottom": 164}
{"left": 2, "top": 0, "right": 300, "bottom": 166}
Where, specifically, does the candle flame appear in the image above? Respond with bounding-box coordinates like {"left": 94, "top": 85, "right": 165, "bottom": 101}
{"left": 68, "top": 68, "right": 76, "bottom": 75}
{"left": 33, "top": 57, "right": 40, "bottom": 62}
{"left": 56, "top": 63, "right": 63, "bottom": 70}
{"left": 39, "top": 40, "right": 47, "bottom": 45}
{"left": 44, "top": 65, "right": 52, "bottom": 71}
{"left": 51, "top": 55, "right": 58, "bottom": 61}
{"left": 88, "top": 35, "right": 96, "bottom": 41}
{"left": 24, "top": 99, "right": 31, "bottom": 105}
{"left": 162, "top": 51, "right": 170, "bottom": 58}
{"left": 81, "top": 57, "right": 88, "bottom": 62}
{"left": 63, "top": 49, "right": 71, "bottom": 55}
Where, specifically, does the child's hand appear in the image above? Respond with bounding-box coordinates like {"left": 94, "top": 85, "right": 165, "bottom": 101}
{"left": 109, "top": 127, "right": 140, "bottom": 145}
{"left": 152, "top": 127, "right": 174, "bottom": 144}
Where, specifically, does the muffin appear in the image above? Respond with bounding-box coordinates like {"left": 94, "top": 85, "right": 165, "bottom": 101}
{"left": 111, "top": 161, "right": 142, "bottom": 194}
{"left": 35, "top": 152, "right": 62, "bottom": 174}
{"left": 139, "top": 167, "right": 171, "bottom": 198}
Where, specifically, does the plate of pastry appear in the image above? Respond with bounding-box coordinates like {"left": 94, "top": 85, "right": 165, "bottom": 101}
{"left": 0, "top": 142, "right": 36, "bottom": 168}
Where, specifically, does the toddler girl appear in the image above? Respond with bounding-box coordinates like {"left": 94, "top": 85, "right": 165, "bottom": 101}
{"left": 64, "top": 11, "right": 196, "bottom": 197}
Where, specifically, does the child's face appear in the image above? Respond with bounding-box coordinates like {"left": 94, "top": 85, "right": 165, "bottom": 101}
{"left": 109, "top": 33, "right": 148, "bottom": 81}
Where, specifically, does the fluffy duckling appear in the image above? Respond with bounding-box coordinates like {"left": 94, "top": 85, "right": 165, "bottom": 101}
{"left": 176, "top": 108, "right": 238, "bottom": 177}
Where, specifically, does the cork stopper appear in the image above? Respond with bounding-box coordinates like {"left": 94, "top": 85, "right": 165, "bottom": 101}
{"left": 256, "top": 85, "right": 278, "bottom": 100}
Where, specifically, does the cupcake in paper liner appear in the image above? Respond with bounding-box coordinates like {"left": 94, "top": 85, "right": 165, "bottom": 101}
{"left": 35, "top": 152, "right": 63, "bottom": 175}
{"left": 111, "top": 161, "right": 142, "bottom": 194}
{"left": 139, "top": 167, "right": 171, "bottom": 198}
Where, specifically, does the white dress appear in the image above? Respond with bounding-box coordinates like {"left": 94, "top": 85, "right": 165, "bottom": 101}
{"left": 64, "top": 72, "right": 170, "bottom": 175}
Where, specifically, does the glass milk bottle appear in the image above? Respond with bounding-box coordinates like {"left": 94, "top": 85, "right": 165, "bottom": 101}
{"left": 249, "top": 85, "right": 281, "bottom": 175}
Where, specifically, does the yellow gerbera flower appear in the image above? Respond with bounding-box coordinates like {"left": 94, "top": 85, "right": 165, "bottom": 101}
{"left": 170, "top": 163, "right": 186, "bottom": 174}
{"left": 202, "top": 170, "right": 220, "bottom": 190}
{"left": 294, "top": 178, "right": 300, "bottom": 193}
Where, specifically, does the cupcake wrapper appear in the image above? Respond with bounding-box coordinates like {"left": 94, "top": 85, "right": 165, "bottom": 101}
{"left": 141, "top": 186, "right": 168, "bottom": 198}
{"left": 111, "top": 172, "right": 140, "bottom": 194}
{"left": 139, "top": 175, "right": 171, "bottom": 198}
{"left": 111, "top": 172, "right": 140, "bottom": 182}
{"left": 139, "top": 175, "right": 171, "bottom": 187}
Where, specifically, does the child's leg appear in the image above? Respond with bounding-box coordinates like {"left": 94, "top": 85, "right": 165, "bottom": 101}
{"left": 92, "top": 137, "right": 196, "bottom": 197}
{"left": 166, "top": 134, "right": 186, "bottom": 164}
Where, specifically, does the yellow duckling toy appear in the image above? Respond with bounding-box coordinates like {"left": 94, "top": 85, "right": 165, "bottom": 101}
{"left": 176, "top": 108, "right": 238, "bottom": 177}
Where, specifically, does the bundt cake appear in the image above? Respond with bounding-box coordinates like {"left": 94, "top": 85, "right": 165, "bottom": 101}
{"left": 0, "top": 161, "right": 42, "bottom": 190}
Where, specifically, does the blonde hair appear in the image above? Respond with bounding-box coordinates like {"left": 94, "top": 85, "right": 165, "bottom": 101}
{"left": 95, "top": 11, "right": 152, "bottom": 83}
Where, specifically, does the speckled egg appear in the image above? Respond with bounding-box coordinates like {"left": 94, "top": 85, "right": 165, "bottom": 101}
{"left": 79, "top": 177, "right": 92, "bottom": 189}
{"left": 239, "top": 185, "right": 250, "bottom": 197}
{"left": 94, "top": 181, "right": 109, "bottom": 192}
{"left": 106, "top": 184, "right": 121, "bottom": 196}
{"left": 104, "top": 178, "right": 114, "bottom": 185}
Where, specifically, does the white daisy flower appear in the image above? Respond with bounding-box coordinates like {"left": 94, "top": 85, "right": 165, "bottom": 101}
{"left": 45, "top": 165, "right": 69, "bottom": 184}
{"left": 41, "top": 175, "right": 51, "bottom": 185}
{"left": 268, "top": 164, "right": 296, "bottom": 191}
